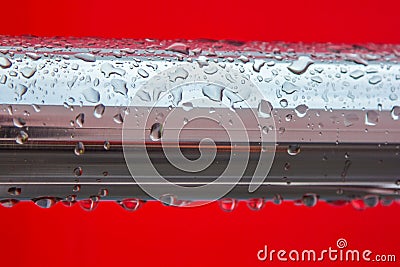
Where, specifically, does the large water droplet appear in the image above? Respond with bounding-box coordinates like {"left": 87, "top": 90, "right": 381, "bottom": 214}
{"left": 159, "top": 194, "right": 178, "bottom": 206}
{"left": 344, "top": 113, "right": 359, "bottom": 127}
{"left": 26, "top": 52, "right": 41, "bottom": 60}
{"left": 368, "top": 75, "right": 382, "bottom": 85}
{"left": 287, "top": 56, "right": 314, "bottom": 74}
{"left": 202, "top": 84, "right": 223, "bottom": 102}
{"left": 93, "top": 104, "right": 105, "bottom": 118}
{"left": 113, "top": 113, "right": 124, "bottom": 124}
{"left": 258, "top": 99, "right": 273, "bottom": 118}
{"left": 34, "top": 197, "right": 57, "bottom": 208}
{"left": 272, "top": 194, "right": 283, "bottom": 205}
{"left": 138, "top": 68, "right": 149, "bottom": 78}
{"left": 349, "top": 70, "right": 364, "bottom": 79}
{"left": 363, "top": 195, "right": 379, "bottom": 208}
{"left": 101, "top": 63, "right": 126, "bottom": 77}
{"left": 294, "top": 104, "right": 309, "bottom": 118}
{"left": 13, "top": 117, "right": 26, "bottom": 128}
{"left": 73, "top": 166, "right": 83, "bottom": 177}
{"left": 118, "top": 198, "right": 143, "bottom": 211}
{"left": 111, "top": 79, "right": 128, "bottom": 96}
{"left": 0, "top": 199, "right": 19, "bottom": 208}
{"left": 365, "top": 110, "right": 378, "bottom": 126}
{"left": 351, "top": 199, "right": 367, "bottom": 211}
{"left": 282, "top": 81, "right": 299, "bottom": 94}
{"left": 16, "top": 131, "right": 29, "bottom": 144}
{"left": 287, "top": 144, "right": 300, "bottom": 156}
{"left": 302, "top": 193, "right": 318, "bottom": 207}
{"left": 253, "top": 60, "right": 265, "bottom": 72}
{"left": 150, "top": 122, "right": 163, "bottom": 141}
{"left": 0, "top": 56, "right": 12, "bottom": 68}
{"left": 166, "top": 43, "right": 189, "bottom": 55}
{"left": 82, "top": 87, "right": 100, "bottom": 103}
{"left": 219, "top": 198, "right": 237, "bottom": 212}
{"left": 15, "top": 84, "right": 28, "bottom": 100}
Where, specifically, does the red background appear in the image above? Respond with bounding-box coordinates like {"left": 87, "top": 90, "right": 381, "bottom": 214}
{"left": 1, "top": 0, "right": 400, "bottom": 266}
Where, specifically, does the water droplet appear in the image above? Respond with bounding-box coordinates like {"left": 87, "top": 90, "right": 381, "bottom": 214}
{"left": 34, "top": 197, "right": 57, "bottom": 208}
{"left": 111, "top": 79, "right": 128, "bottom": 96}
{"left": 287, "top": 144, "right": 300, "bottom": 156}
{"left": 32, "top": 104, "right": 41, "bottom": 112}
{"left": 365, "top": 110, "right": 378, "bottom": 126}
{"left": 73, "top": 167, "right": 83, "bottom": 177}
{"left": 98, "top": 188, "right": 109, "bottom": 197}
{"left": 0, "top": 56, "right": 12, "bottom": 68}
{"left": 279, "top": 99, "right": 288, "bottom": 108}
{"left": 166, "top": 43, "right": 189, "bottom": 55}
{"left": 247, "top": 198, "right": 265, "bottom": 211}
{"left": 100, "top": 63, "right": 126, "bottom": 77}
{"left": 103, "top": 141, "right": 111, "bottom": 150}
{"left": 258, "top": 99, "right": 273, "bottom": 118}
{"left": 16, "top": 131, "right": 28, "bottom": 144}
{"left": 302, "top": 193, "right": 318, "bottom": 207}
{"left": 311, "top": 76, "right": 323, "bottom": 83}
{"left": 74, "top": 142, "right": 85, "bottom": 156}
{"left": 136, "top": 90, "right": 151, "bottom": 102}
{"left": 118, "top": 198, "right": 143, "bottom": 211}
{"left": 168, "top": 67, "right": 189, "bottom": 82}
{"left": 272, "top": 194, "right": 283, "bottom": 205}
{"left": 138, "top": 68, "right": 149, "bottom": 78}
{"left": 82, "top": 87, "right": 100, "bottom": 103}
{"left": 150, "top": 122, "right": 163, "bottom": 141}
{"left": 390, "top": 106, "right": 400, "bottom": 120}
{"left": 13, "top": 117, "right": 26, "bottom": 128}
{"left": 159, "top": 194, "right": 178, "bottom": 206}
{"left": 15, "top": 84, "right": 28, "bottom": 100}
{"left": 253, "top": 60, "right": 265, "bottom": 72}
{"left": 182, "top": 102, "right": 194, "bottom": 111}
{"left": 344, "top": 113, "right": 359, "bottom": 127}
{"left": 368, "top": 75, "right": 382, "bottom": 85}
{"left": 113, "top": 113, "right": 124, "bottom": 124}
{"left": 73, "top": 185, "right": 81, "bottom": 192}
{"left": 363, "top": 195, "right": 379, "bottom": 208}
{"left": 219, "top": 198, "right": 237, "bottom": 212}
{"left": 287, "top": 56, "right": 314, "bottom": 74}
{"left": 282, "top": 82, "right": 299, "bottom": 94}
{"left": 351, "top": 199, "right": 366, "bottom": 211}
{"left": 20, "top": 66, "right": 36, "bottom": 78}
{"left": 284, "top": 162, "right": 291, "bottom": 171}
{"left": 202, "top": 84, "right": 223, "bottom": 102}
{"left": 8, "top": 187, "right": 21, "bottom": 196}
{"left": 79, "top": 196, "right": 99, "bottom": 211}
{"left": 349, "top": 70, "right": 364, "bottom": 79}
{"left": 294, "top": 104, "right": 309, "bottom": 118}
{"left": 0, "top": 199, "right": 19, "bottom": 208}
{"left": 93, "top": 104, "right": 105, "bottom": 118}
{"left": 26, "top": 52, "right": 41, "bottom": 60}
{"left": 75, "top": 113, "right": 85, "bottom": 127}
{"left": 74, "top": 53, "right": 96, "bottom": 62}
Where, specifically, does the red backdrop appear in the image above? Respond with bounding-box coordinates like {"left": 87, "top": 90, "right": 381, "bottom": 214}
{"left": 1, "top": 0, "right": 400, "bottom": 266}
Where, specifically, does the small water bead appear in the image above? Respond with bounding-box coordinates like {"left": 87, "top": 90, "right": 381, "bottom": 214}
{"left": 302, "top": 193, "right": 318, "bottom": 207}
{"left": 16, "top": 131, "right": 29, "bottom": 144}
{"left": 247, "top": 198, "right": 265, "bottom": 211}
{"left": 113, "top": 113, "right": 124, "bottom": 124}
{"left": 34, "top": 197, "right": 58, "bottom": 208}
{"left": 73, "top": 185, "right": 81, "bottom": 192}
{"left": 368, "top": 75, "right": 382, "bottom": 85}
{"left": 93, "top": 104, "right": 105, "bottom": 118}
{"left": 350, "top": 199, "right": 367, "bottom": 211}
{"left": 219, "top": 198, "right": 237, "bottom": 212}
{"left": 74, "top": 142, "right": 85, "bottom": 156}
{"left": 285, "top": 114, "right": 293, "bottom": 122}
{"left": 272, "top": 194, "right": 283, "bottom": 205}
{"left": 279, "top": 99, "right": 288, "bottom": 108}
{"left": 32, "top": 104, "right": 41, "bottom": 112}
{"left": 79, "top": 196, "right": 99, "bottom": 211}
{"left": 73, "top": 167, "right": 83, "bottom": 177}
{"left": 74, "top": 53, "right": 96, "bottom": 62}
{"left": 287, "top": 144, "right": 301, "bottom": 156}
{"left": 150, "top": 122, "right": 163, "bottom": 141}
{"left": 104, "top": 141, "right": 111, "bottom": 150}
{"left": 118, "top": 198, "right": 143, "bottom": 212}
{"left": 8, "top": 187, "right": 21, "bottom": 196}
{"left": 0, "top": 199, "right": 19, "bottom": 208}
{"left": 391, "top": 106, "right": 400, "bottom": 120}
{"left": 98, "top": 188, "right": 109, "bottom": 197}
{"left": 75, "top": 113, "right": 85, "bottom": 127}
{"left": 363, "top": 195, "right": 379, "bottom": 208}
{"left": 82, "top": 87, "right": 100, "bottom": 103}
